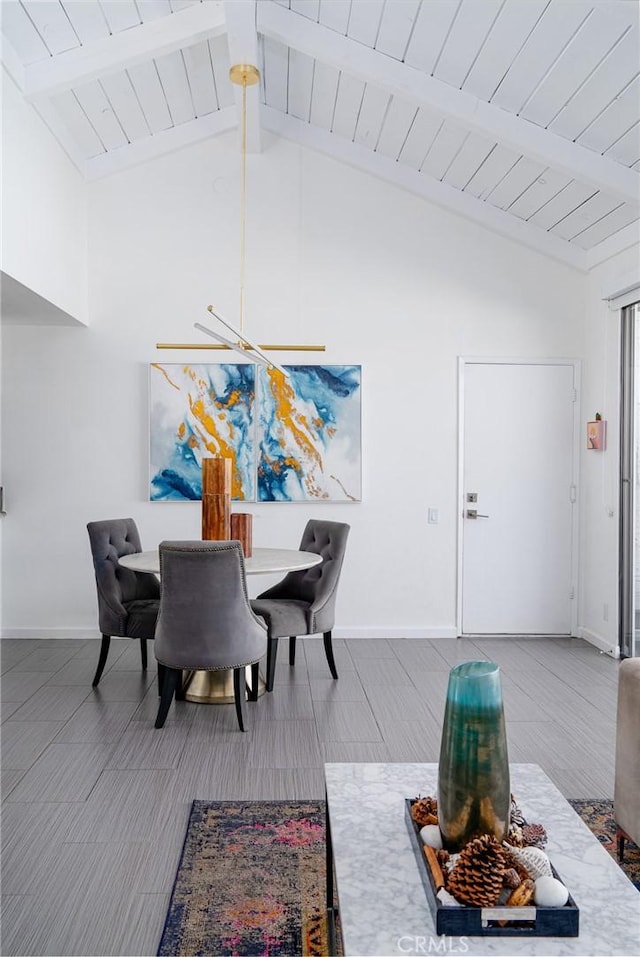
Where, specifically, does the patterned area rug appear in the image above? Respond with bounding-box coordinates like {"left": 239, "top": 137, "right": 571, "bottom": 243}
{"left": 158, "top": 800, "right": 341, "bottom": 957}
{"left": 569, "top": 798, "right": 640, "bottom": 889}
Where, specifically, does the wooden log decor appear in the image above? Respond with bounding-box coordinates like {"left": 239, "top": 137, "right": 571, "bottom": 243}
{"left": 423, "top": 844, "right": 445, "bottom": 891}
{"left": 202, "top": 457, "right": 232, "bottom": 541}
{"left": 231, "top": 513, "right": 253, "bottom": 557}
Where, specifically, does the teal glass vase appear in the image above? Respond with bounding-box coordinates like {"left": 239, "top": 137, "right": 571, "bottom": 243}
{"left": 437, "top": 660, "right": 510, "bottom": 852}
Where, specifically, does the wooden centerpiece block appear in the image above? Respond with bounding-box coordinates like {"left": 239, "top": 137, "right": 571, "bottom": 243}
{"left": 202, "top": 457, "right": 232, "bottom": 540}
{"left": 202, "top": 457, "right": 232, "bottom": 495}
{"left": 231, "top": 513, "right": 253, "bottom": 557}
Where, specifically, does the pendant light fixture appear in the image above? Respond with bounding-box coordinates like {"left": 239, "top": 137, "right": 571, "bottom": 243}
{"left": 157, "top": 64, "right": 326, "bottom": 371}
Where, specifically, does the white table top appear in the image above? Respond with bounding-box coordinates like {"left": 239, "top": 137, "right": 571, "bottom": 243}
{"left": 118, "top": 546, "right": 322, "bottom": 576}
{"left": 324, "top": 762, "right": 640, "bottom": 957}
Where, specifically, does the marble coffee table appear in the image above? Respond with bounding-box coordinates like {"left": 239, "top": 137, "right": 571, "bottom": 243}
{"left": 324, "top": 763, "right": 640, "bottom": 957}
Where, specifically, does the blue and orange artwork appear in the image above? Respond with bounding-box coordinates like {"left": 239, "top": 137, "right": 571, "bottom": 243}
{"left": 150, "top": 363, "right": 256, "bottom": 501}
{"left": 257, "top": 365, "right": 361, "bottom": 502}
{"left": 149, "top": 363, "right": 361, "bottom": 503}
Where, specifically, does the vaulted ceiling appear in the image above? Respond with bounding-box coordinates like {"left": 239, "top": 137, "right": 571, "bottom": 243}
{"left": 2, "top": 0, "right": 639, "bottom": 271}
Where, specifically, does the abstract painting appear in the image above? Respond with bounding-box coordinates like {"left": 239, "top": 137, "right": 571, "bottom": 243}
{"left": 257, "top": 365, "right": 361, "bottom": 502}
{"left": 149, "top": 363, "right": 361, "bottom": 503}
{"left": 149, "top": 363, "right": 256, "bottom": 501}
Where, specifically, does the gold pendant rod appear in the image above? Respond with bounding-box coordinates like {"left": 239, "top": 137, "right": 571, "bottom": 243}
{"left": 156, "top": 343, "right": 326, "bottom": 351}
{"left": 229, "top": 64, "right": 259, "bottom": 336}
{"left": 188, "top": 65, "right": 326, "bottom": 361}
{"left": 239, "top": 70, "right": 247, "bottom": 334}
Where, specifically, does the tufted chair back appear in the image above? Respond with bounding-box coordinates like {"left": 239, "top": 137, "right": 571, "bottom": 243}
{"left": 257, "top": 520, "right": 350, "bottom": 633}
{"left": 251, "top": 520, "right": 350, "bottom": 690}
{"left": 87, "top": 518, "right": 159, "bottom": 637}
{"left": 87, "top": 518, "right": 160, "bottom": 688}
{"left": 153, "top": 540, "right": 267, "bottom": 730}
{"left": 155, "top": 540, "right": 267, "bottom": 671}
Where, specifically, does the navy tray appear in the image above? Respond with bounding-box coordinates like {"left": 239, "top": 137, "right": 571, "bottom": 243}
{"left": 405, "top": 800, "right": 579, "bottom": 937}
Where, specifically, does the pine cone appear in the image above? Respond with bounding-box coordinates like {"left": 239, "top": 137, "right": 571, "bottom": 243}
{"left": 448, "top": 834, "right": 506, "bottom": 907}
{"left": 522, "top": 823, "right": 547, "bottom": 848}
{"left": 411, "top": 796, "right": 438, "bottom": 827}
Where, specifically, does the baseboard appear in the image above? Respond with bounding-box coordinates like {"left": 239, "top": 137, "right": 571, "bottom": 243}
{"left": 3, "top": 626, "right": 460, "bottom": 641}
{"left": 11, "top": 626, "right": 610, "bottom": 647}
{"left": 4, "top": 626, "right": 461, "bottom": 641}
{"left": 333, "top": 627, "right": 458, "bottom": 639}
{"left": 0, "top": 625, "right": 621, "bottom": 657}
{"left": 0, "top": 627, "right": 99, "bottom": 640}
{"left": 577, "top": 626, "right": 619, "bottom": 658}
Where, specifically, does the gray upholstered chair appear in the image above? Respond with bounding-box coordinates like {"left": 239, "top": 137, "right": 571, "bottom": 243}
{"left": 153, "top": 540, "right": 268, "bottom": 730}
{"left": 87, "top": 518, "right": 160, "bottom": 687}
{"left": 614, "top": 656, "right": 640, "bottom": 861}
{"left": 251, "top": 519, "right": 350, "bottom": 692}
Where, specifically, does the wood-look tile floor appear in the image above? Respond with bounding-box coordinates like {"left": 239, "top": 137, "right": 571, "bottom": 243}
{"left": 0, "top": 635, "right": 620, "bottom": 956}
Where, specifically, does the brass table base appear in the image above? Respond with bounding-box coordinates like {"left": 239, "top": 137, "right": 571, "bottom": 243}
{"left": 183, "top": 666, "right": 266, "bottom": 704}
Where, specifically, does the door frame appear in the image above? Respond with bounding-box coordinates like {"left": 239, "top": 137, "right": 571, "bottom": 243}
{"left": 619, "top": 304, "right": 639, "bottom": 658}
{"left": 456, "top": 356, "right": 582, "bottom": 637}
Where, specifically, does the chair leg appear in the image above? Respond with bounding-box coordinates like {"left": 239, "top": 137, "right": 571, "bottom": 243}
{"left": 158, "top": 663, "right": 181, "bottom": 698}
{"left": 265, "top": 637, "right": 279, "bottom": 692}
{"left": 323, "top": 631, "right": 338, "bottom": 679}
{"left": 233, "top": 668, "right": 248, "bottom": 731}
{"left": 139, "top": 638, "right": 148, "bottom": 671}
{"left": 247, "top": 662, "right": 260, "bottom": 702}
{"left": 155, "top": 668, "right": 179, "bottom": 728}
{"left": 289, "top": 636, "right": 297, "bottom": 666}
{"left": 92, "top": 635, "right": 111, "bottom": 687}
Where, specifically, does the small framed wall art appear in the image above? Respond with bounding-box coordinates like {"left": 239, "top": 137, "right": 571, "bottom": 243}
{"left": 587, "top": 417, "right": 605, "bottom": 450}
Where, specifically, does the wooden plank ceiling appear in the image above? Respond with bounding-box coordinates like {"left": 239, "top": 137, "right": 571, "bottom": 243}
{"left": 2, "top": 0, "right": 639, "bottom": 270}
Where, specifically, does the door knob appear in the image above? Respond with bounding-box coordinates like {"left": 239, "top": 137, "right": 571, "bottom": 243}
{"left": 466, "top": 509, "right": 490, "bottom": 519}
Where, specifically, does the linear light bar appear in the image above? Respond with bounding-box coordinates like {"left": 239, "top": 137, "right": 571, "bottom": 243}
{"left": 205, "top": 307, "right": 288, "bottom": 378}
{"left": 156, "top": 343, "right": 325, "bottom": 351}
{"left": 193, "top": 322, "right": 271, "bottom": 369}
{"left": 195, "top": 311, "right": 290, "bottom": 379}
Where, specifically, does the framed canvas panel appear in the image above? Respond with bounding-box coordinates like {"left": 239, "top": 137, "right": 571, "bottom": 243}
{"left": 149, "top": 363, "right": 361, "bottom": 503}
{"left": 257, "top": 365, "right": 362, "bottom": 502}
{"left": 149, "top": 363, "right": 256, "bottom": 502}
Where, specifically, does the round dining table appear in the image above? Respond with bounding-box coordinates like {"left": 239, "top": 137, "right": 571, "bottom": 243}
{"left": 118, "top": 546, "right": 321, "bottom": 705}
{"left": 119, "top": 547, "right": 322, "bottom": 578}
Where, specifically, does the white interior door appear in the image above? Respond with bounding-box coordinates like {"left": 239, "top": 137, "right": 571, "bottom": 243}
{"left": 460, "top": 360, "right": 578, "bottom": 635}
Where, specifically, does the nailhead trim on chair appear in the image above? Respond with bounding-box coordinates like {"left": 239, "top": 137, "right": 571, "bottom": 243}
{"left": 155, "top": 657, "right": 264, "bottom": 670}
{"left": 159, "top": 540, "right": 251, "bottom": 596}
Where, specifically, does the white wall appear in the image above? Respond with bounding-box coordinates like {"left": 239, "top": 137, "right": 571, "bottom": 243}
{"left": 579, "top": 246, "right": 640, "bottom": 654}
{"left": 0, "top": 70, "right": 87, "bottom": 323}
{"left": 1, "top": 132, "right": 587, "bottom": 638}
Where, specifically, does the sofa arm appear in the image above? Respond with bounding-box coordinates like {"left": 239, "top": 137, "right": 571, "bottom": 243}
{"left": 614, "top": 657, "right": 640, "bottom": 848}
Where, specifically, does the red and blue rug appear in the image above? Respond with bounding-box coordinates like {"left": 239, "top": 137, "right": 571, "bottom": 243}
{"left": 158, "top": 800, "right": 338, "bottom": 957}
{"left": 158, "top": 798, "right": 637, "bottom": 956}
{"left": 568, "top": 798, "right": 640, "bottom": 889}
